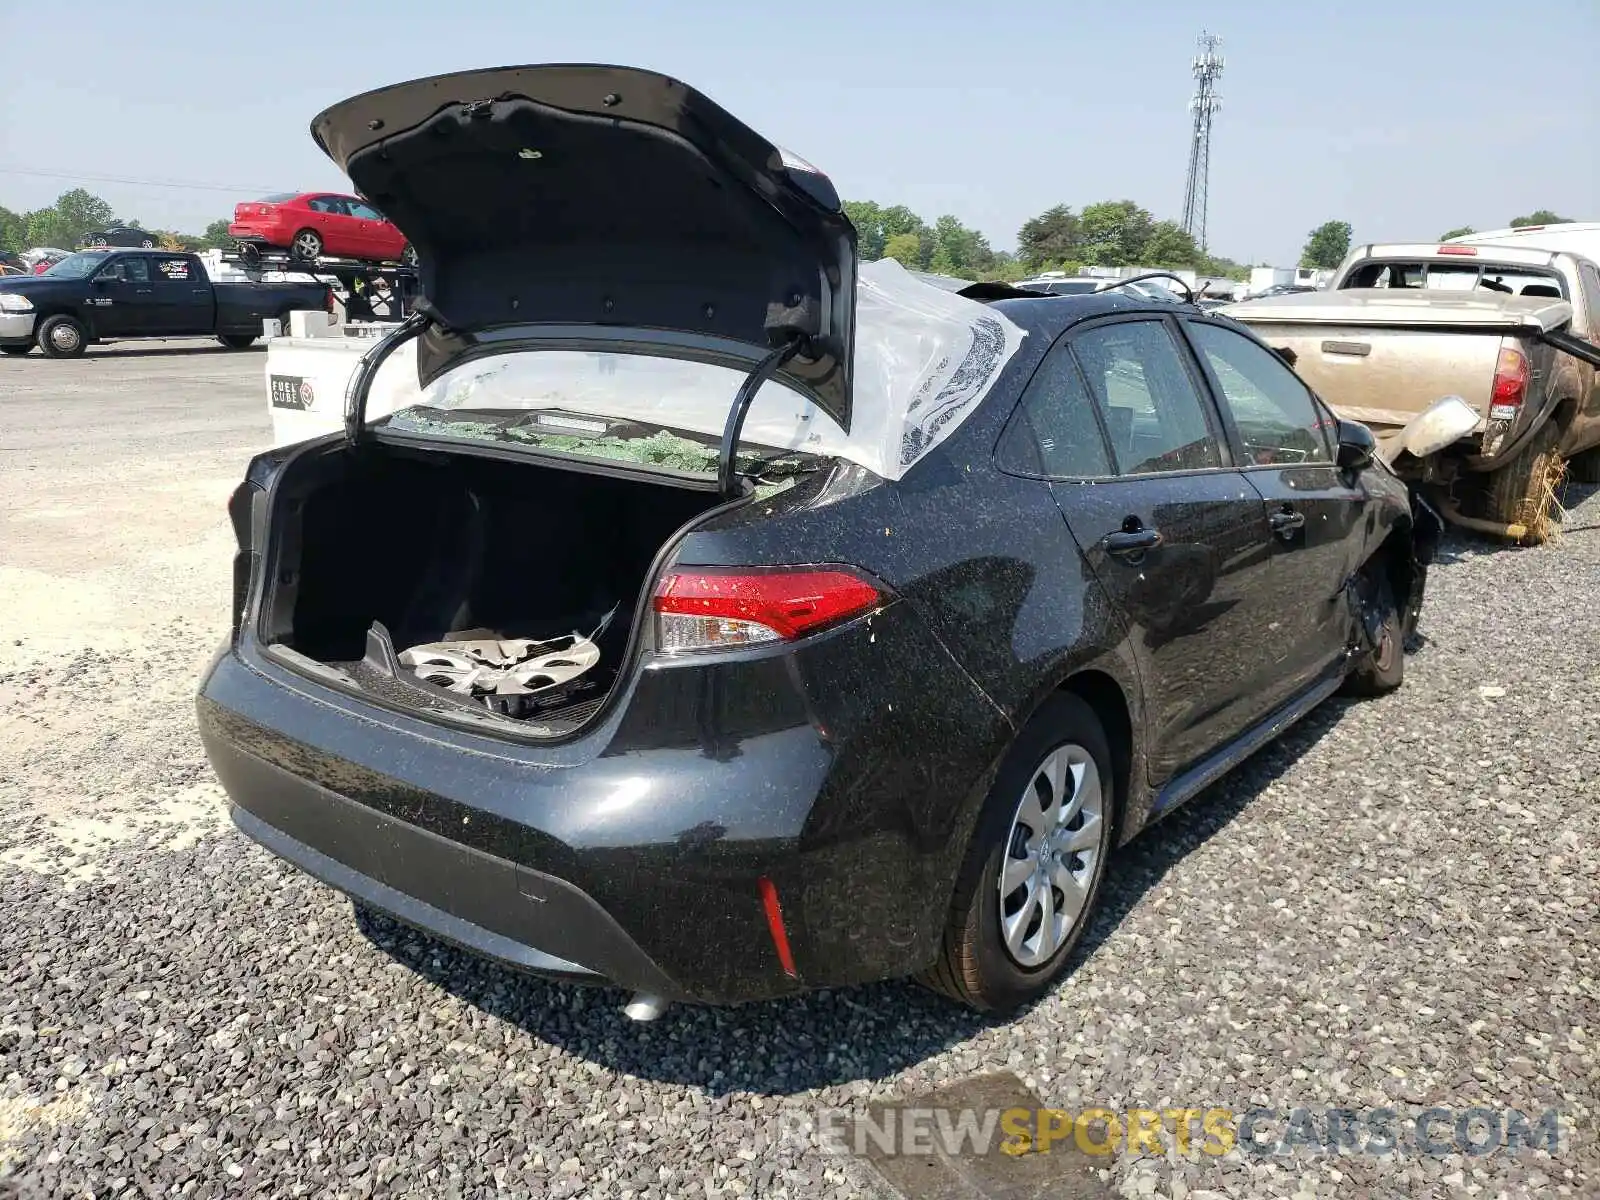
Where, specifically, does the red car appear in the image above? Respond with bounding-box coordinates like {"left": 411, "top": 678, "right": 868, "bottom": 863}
{"left": 228, "top": 192, "right": 416, "bottom": 265}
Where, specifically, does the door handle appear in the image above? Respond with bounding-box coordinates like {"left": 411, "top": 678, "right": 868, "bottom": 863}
{"left": 1269, "top": 508, "right": 1306, "bottom": 539}
{"left": 1104, "top": 527, "right": 1163, "bottom": 558}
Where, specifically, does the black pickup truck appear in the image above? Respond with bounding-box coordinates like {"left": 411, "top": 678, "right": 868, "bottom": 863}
{"left": 0, "top": 249, "right": 331, "bottom": 358}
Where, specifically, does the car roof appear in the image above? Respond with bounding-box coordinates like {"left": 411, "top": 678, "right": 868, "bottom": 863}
{"left": 977, "top": 290, "right": 1200, "bottom": 340}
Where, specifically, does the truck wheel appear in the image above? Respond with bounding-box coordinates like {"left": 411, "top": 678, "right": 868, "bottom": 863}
{"left": 290, "top": 229, "right": 324, "bottom": 261}
{"left": 919, "top": 693, "right": 1115, "bottom": 1012}
{"left": 1484, "top": 420, "right": 1565, "bottom": 542}
{"left": 1568, "top": 447, "right": 1600, "bottom": 485}
{"left": 218, "top": 334, "right": 258, "bottom": 349}
{"left": 1, "top": 344, "right": 31, "bottom": 356}
{"left": 36, "top": 315, "right": 88, "bottom": 359}
{"left": 1341, "top": 566, "right": 1403, "bottom": 697}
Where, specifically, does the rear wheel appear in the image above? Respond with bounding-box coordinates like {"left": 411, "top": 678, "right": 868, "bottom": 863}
{"left": 1, "top": 344, "right": 31, "bottom": 356}
{"left": 920, "top": 693, "right": 1114, "bottom": 1012}
{"left": 36, "top": 314, "right": 87, "bottom": 359}
{"left": 1342, "top": 567, "right": 1403, "bottom": 697}
{"left": 1484, "top": 420, "right": 1565, "bottom": 542}
{"left": 218, "top": 333, "right": 257, "bottom": 349}
{"left": 290, "top": 228, "right": 324, "bottom": 261}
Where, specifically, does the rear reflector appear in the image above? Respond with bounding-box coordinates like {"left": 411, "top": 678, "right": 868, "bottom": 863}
{"left": 1489, "top": 346, "right": 1528, "bottom": 419}
{"left": 758, "top": 877, "right": 798, "bottom": 978}
{"left": 1437, "top": 244, "right": 1478, "bottom": 255}
{"left": 653, "top": 567, "right": 882, "bottom": 653}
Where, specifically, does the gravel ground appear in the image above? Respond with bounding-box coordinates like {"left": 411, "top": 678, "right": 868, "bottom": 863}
{"left": 1, "top": 345, "right": 1596, "bottom": 1199}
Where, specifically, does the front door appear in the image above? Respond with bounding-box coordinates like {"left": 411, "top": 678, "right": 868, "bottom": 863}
{"left": 86, "top": 255, "right": 153, "bottom": 336}
{"left": 1181, "top": 318, "right": 1367, "bottom": 691}
{"left": 1045, "top": 316, "right": 1283, "bottom": 785}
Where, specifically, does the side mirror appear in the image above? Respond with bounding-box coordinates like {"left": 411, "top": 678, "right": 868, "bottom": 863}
{"left": 1335, "top": 419, "right": 1376, "bottom": 471}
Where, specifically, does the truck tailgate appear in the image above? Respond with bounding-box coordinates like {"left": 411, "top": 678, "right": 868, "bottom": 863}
{"left": 1234, "top": 323, "right": 1501, "bottom": 432}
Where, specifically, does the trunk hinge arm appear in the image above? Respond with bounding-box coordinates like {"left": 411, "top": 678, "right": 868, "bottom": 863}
{"left": 343, "top": 310, "right": 433, "bottom": 447}
{"left": 717, "top": 337, "right": 805, "bottom": 498}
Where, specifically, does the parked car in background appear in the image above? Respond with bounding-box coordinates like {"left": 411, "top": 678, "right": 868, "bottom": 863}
{"left": 228, "top": 192, "right": 416, "bottom": 265}
{"left": 83, "top": 225, "right": 159, "bottom": 248}
{"left": 1017, "top": 275, "right": 1186, "bottom": 302}
{"left": 0, "top": 249, "right": 332, "bottom": 357}
{"left": 1446, "top": 221, "right": 1600, "bottom": 264}
{"left": 22, "top": 247, "right": 70, "bottom": 274}
{"left": 1223, "top": 241, "right": 1600, "bottom": 540}
{"left": 200, "top": 64, "right": 1440, "bottom": 1020}
{"left": 1249, "top": 283, "right": 1319, "bottom": 300}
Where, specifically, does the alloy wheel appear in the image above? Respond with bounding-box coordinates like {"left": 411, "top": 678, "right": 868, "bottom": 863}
{"left": 293, "top": 231, "right": 322, "bottom": 259}
{"left": 998, "top": 743, "right": 1104, "bottom": 968}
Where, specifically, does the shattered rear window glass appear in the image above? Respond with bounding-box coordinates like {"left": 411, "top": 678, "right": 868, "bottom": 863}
{"left": 384, "top": 407, "right": 811, "bottom": 497}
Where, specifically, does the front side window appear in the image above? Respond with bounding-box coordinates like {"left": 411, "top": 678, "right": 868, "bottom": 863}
{"left": 1070, "top": 320, "right": 1223, "bottom": 474}
{"left": 96, "top": 256, "right": 149, "bottom": 283}
{"left": 998, "top": 341, "right": 1112, "bottom": 477}
{"left": 1187, "top": 322, "right": 1332, "bottom": 465}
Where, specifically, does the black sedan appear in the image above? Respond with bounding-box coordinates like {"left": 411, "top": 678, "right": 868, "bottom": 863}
{"left": 198, "top": 64, "right": 1439, "bottom": 1016}
{"left": 83, "top": 225, "right": 159, "bottom": 248}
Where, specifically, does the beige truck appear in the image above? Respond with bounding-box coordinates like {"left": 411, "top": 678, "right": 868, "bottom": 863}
{"left": 1223, "top": 242, "right": 1600, "bottom": 541}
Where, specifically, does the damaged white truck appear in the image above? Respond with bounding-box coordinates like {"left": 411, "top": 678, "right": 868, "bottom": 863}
{"left": 1224, "top": 242, "right": 1600, "bottom": 542}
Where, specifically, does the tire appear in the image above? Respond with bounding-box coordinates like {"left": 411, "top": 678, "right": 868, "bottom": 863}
{"left": 919, "top": 693, "right": 1115, "bottom": 1011}
{"left": 1342, "top": 567, "right": 1403, "bottom": 697}
{"left": 1484, "top": 420, "right": 1565, "bottom": 541}
{"left": 1, "top": 344, "right": 31, "bottom": 356}
{"left": 1568, "top": 446, "right": 1600, "bottom": 485}
{"left": 400, "top": 243, "right": 419, "bottom": 268}
{"left": 218, "top": 333, "right": 257, "bottom": 349}
{"left": 36, "top": 314, "right": 88, "bottom": 359}
{"left": 290, "top": 229, "right": 324, "bottom": 261}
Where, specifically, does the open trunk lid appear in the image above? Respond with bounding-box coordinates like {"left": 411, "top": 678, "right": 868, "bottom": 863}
{"left": 311, "top": 64, "right": 857, "bottom": 430}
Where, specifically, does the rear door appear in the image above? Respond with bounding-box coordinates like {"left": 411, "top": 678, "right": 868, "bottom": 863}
{"left": 1181, "top": 317, "right": 1365, "bottom": 691}
{"left": 147, "top": 255, "right": 213, "bottom": 333}
{"left": 1044, "top": 315, "right": 1285, "bottom": 785}
{"left": 86, "top": 254, "right": 154, "bottom": 336}
{"left": 345, "top": 198, "right": 397, "bottom": 259}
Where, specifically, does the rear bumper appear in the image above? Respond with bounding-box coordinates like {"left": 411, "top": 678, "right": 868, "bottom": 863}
{"left": 227, "top": 222, "right": 286, "bottom": 248}
{"left": 0, "top": 313, "right": 36, "bottom": 345}
{"left": 197, "top": 605, "right": 1011, "bottom": 1003}
{"left": 215, "top": 744, "right": 679, "bottom": 996}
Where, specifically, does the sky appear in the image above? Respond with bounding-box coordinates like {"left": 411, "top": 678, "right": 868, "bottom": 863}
{"left": 1, "top": 0, "right": 1595, "bottom": 266}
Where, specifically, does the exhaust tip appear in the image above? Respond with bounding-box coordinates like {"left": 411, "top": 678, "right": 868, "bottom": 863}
{"left": 623, "top": 992, "right": 671, "bottom": 1022}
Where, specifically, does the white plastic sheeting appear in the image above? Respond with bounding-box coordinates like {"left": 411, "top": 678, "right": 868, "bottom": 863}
{"left": 408, "top": 259, "right": 1027, "bottom": 480}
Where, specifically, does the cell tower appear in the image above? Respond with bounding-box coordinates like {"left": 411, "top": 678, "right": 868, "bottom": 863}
{"left": 1180, "top": 32, "right": 1224, "bottom": 252}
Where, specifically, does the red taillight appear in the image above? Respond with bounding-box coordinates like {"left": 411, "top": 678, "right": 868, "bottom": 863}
{"left": 1437, "top": 244, "right": 1478, "bottom": 255}
{"left": 1489, "top": 347, "right": 1528, "bottom": 419}
{"left": 652, "top": 566, "right": 883, "bottom": 653}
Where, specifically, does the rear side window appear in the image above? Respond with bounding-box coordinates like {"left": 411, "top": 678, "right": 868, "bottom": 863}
{"left": 153, "top": 258, "right": 190, "bottom": 281}
{"left": 1070, "top": 320, "right": 1223, "bottom": 474}
{"left": 998, "top": 341, "right": 1112, "bottom": 478}
{"left": 308, "top": 196, "right": 348, "bottom": 215}
{"left": 1187, "top": 322, "right": 1333, "bottom": 465}
{"left": 347, "top": 200, "right": 385, "bottom": 220}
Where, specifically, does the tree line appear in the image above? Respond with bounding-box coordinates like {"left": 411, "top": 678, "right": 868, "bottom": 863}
{"left": 1438, "top": 210, "right": 1574, "bottom": 242}
{"left": 0, "top": 189, "right": 232, "bottom": 256}
{"left": 848, "top": 198, "right": 1250, "bottom": 282}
